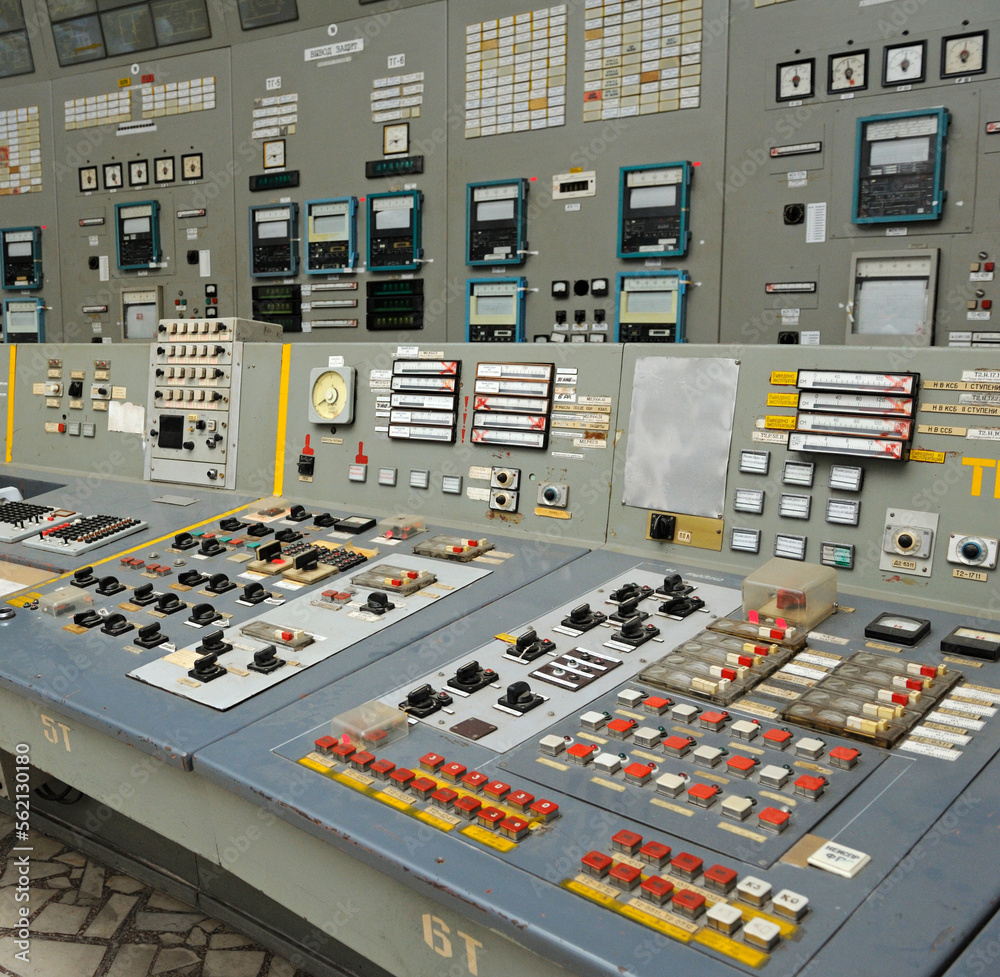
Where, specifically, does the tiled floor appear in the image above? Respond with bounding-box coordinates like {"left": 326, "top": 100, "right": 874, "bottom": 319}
{"left": 0, "top": 811, "right": 316, "bottom": 977}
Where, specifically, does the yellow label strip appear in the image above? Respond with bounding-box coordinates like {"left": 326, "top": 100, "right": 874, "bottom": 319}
{"left": 5, "top": 344, "right": 15, "bottom": 463}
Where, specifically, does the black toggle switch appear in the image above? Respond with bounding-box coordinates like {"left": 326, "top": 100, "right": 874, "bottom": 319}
{"left": 134, "top": 622, "right": 169, "bottom": 649}
{"left": 256, "top": 540, "right": 282, "bottom": 562}
{"left": 241, "top": 582, "right": 270, "bottom": 604}
{"left": 68, "top": 380, "right": 84, "bottom": 397}
{"left": 101, "top": 612, "right": 134, "bottom": 637}
{"left": 609, "top": 581, "right": 651, "bottom": 603}
{"left": 649, "top": 513, "right": 676, "bottom": 541}
{"left": 130, "top": 582, "right": 160, "bottom": 606}
{"left": 291, "top": 548, "right": 320, "bottom": 571}
{"left": 188, "top": 652, "right": 227, "bottom": 683}
{"left": 363, "top": 590, "right": 395, "bottom": 615}
{"left": 177, "top": 569, "right": 208, "bottom": 587}
{"left": 508, "top": 628, "right": 555, "bottom": 662}
{"left": 173, "top": 532, "right": 197, "bottom": 550}
{"left": 498, "top": 680, "right": 544, "bottom": 714}
{"left": 609, "top": 594, "right": 648, "bottom": 624}
{"left": 448, "top": 660, "right": 499, "bottom": 694}
{"left": 246, "top": 523, "right": 273, "bottom": 538}
{"left": 274, "top": 528, "right": 302, "bottom": 543}
{"left": 613, "top": 616, "right": 661, "bottom": 647}
{"left": 206, "top": 572, "right": 236, "bottom": 594}
{"left": 73, "top": 609, "right": 103, "bottom": 629}
{"left": 659, "top": 595, "right": 705, "bottom": 619}
{"left": 198, "top": 537, "right": 224, "bottom": 557}
{"left": 96, "top": 574, "right": 126, "bottom": 597}
{"left": 196, "top": 629, "right": 232, "bottom": 656}
{"left": 561, "top": 602, "right": 607, "bottom": 633}
{"left": 155, "top": 592, "right": 185, "bottom": 615}
{"left": 313, "top": 513, "right": 337, "bottom": 528}
{"left": 188, "top": 602, "right": 218, "bottom": 626}
{"left": 287, "top": 504, "right": 312, "bottom": 522}
{"left": 219, "top": 517, "right": 243, "bottom": 532}
{"left": 73, "top": 566, "right": 98, "bottom": 587}
{"left": 247, "top": 644, "right": 286, "bottom": 674}
{"left": 400, "top": 683, "right": 453, "bottom": 718}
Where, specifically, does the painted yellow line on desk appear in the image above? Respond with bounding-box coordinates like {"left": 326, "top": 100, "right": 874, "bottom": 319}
{"left": 272, "top": 344, "right": 292, "bottom": 497}
{"left": 5, "top": 345, "right": 16, "bottom": 463}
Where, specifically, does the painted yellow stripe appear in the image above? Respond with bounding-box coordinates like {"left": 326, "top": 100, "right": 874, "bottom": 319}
{"left": 273, "top": 344, "right": 292, "bottom": 496}
{"left": 5, "top": 344, "right": 16, "bottom": 463}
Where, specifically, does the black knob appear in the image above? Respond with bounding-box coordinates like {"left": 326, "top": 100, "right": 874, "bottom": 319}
{"left": 662, "top": 573, "right": 682, "bottom": 592}
{"left": 133, "top": 583, "right": 153, "bottom": 599}
{"left": 456, "top": 661, "right": 481, "bottom": 683}
{"left": 174, "top": 532, "right": 194, "bottom": 548}
{"left": 897, "top": 533, "right": 914, "bottom": 550}
{"left": 407, "top": 684, "right": 434, "bottom": 706}
{"left": 190, "top": 602, "right": 217, "bottom": 624}
{"left": 618, "top": 595, "right": 641, "bottom": 617}
{"left": 367, "top": 591, "right": 388, "bottom": 608}
{"left": 516, "top": 629, "right": 538, "bottom": 651}
{"left": 313, "top": 513, "right": 336, "bottom": 527}
{"left": 621, "top": 617, "right": 644, "bottom": 638}
{"left": 177, "top": 569, "right": 205, "bottom": 586}
{"left": 183, "top": 441, "right": 195, "bottom": 451}
{"left": 74, "top": 566, "right": 95, "bottom": 583}
{"left": 200, "top": 629, "right": 227, "bottom": 653}
{"left": 199, "top": 538, "right": 223, "bottom": 555}
{"left": 193, "top": 652, "right": 219, "bottom": 674}
{"left": 157, "top": 593, "right": 180, "bottom": 611}
{"left": 542, "top": 486, "right": 559, "bottom": 503}
{"left": 569, "top": 604, "right": 591, "bottom": 623}
{"left": 962, "top": 540, "right": 983, "bottom": 560}
{"left": 253, "top": 645, "right": 278, "bottom": 667}
{"left": 243, "top": 582, "right": 265, "bottom": 601}
{"left": 506, "top": 681, "right": 532, "bottom": 704}
{"left": 97, "top": 574, "right": 123, "bottom": 595}
{"left": 136, "top": 623, "right": 162, "bottom": 643}
{"left": 155, "top": 369, "right": 164, "bottom": 377}
{"left": 196, "top": 420, "right": 206, "bottom": 431}
{"left": 219, "top": 518, "right": 242, "bottom": 532}
{"left": 208, "top": 572, "right": 232, "bottom": 592}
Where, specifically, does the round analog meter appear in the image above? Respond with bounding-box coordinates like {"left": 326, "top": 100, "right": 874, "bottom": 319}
{"left": 941, "top": 31, "right": 987, "bottom": 77}
{"left": 777, "top": 59, "right": 815, "bottom": 101}
{"left": 308, "top": 366, "right": 356, "bottom": 424}
{"left": 883, "top": 41, "right": 926, "bottom": 85}
{"left": 829, "top": 50, "right": 868, "bottom": 92}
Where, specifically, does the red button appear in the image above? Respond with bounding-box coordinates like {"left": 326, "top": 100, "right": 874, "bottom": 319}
{"left": 759, "top": 806, "right": 791, "bottom": 828}
{"left": 419, "top": 753, "right": 445, "bottom": 771}
{"left": 454, "top": 796, "right": 481, "bottom": 818}
{"left": 430, "top": 787, "right": 458, "bottom": 809}
{"left": 351, "top": 751, "right": 375, "bottom": 771}
{"left": 468, "top": 540, "right": 478, "bottom": 546}
{"left": 484, "top": 780, "right": 511, "bottom": 800}
{"left": 704, "top": 864, "right": 738, "bottom": 892}
{"left": 609, "top": 863, "right": 642, "bottom": 889}
{"left": 727, "top": 755, "right": 757, "bottom": 774}
{"left": 500, "top": 816, "right": 530, "bottom": 841}
{"left": 670, "top": 852, "right": 703, "bottom": 878}
{"left": 331, "top": 742, "right": 355, "bottom": 760}
{"left": 407, "top": 571, "right": 419, "bottom": 579}
{"left": 830, "top": 746, "right": 860, "bottom": 763}
{"left": 983, "top": 300, "right": 994, "bottom": 310}
{"left": 671, "top": 889, "right": 706, "bottom": 915}
{"left": 507, "top": 790, "right": 534, "bottom": 810}
{"left": 639, "top": 841, "right": 671, "bottom": 866}
{"left": 529, "top": 799, "right": 559, "bottom": 821}
{"left": 639, "top": 875, "right": 674, "bottom": 900}
{"left": 314, "top": 736, "right": 336, "bottom": 752}
{"left": 388, "top": 768, "right": 415, "bottom": 790}
{"left": 687, "top": 782, "right": 719, "bottom": 802}
{"left": 440, "top": 762, "right": 466, "bottom": 782}
{"left": 612, "top": 829, "right": 644, "bottom": 854}
{"left": 582, "top": 851, "right": 613, "bottom": 875}
{"left": 985, "top": 262, "right": 995, "bottom": 272}
{"left": 461, "top": 771, "right": 488, "bottom": 792}
{"left": 477, "top": 806, "right": 506, "bottom": 830}
{"left": 410, "top": 776, "right": 437, "bottom": 798}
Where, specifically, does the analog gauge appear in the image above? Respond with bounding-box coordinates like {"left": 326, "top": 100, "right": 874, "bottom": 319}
{"left": 181, "top": 153, "right": 203, "bottom": 180}
{"left": 829, "top": 50, "right": 869, "bottom": 93}
{"left": 263, "top": 139, "right": 285, "bottom": 170}
{"left": 308, "top": 366, "right": 356, "bottom": 425}
{"left": 103, "top": 162, "right": 123, "bottom": 190}
{"left": 154, "top": 156, "right": 174, "bottom": 183}
{"left": 383, "top": 122, "right": 410, "bottom": 155}
{"left": 864, "top": 612, "right": 931, "bottom": 646}
{"left": 128, "top": 159, "right": 149, "bottom": 187}
{"left": 941, "top": 31, "right": 987, "bottom": 77}
{"left": 79, "top": 165, "right": 98, "bottom": 192}
{"left": 883, "top": 41, "right": 926, "bottom": 85}
{"left": 776, "top": 59, "right": 815, "bottom": 101}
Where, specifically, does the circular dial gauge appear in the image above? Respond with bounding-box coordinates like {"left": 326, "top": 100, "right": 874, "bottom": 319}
{"left": 129, "top": 160, "right": 148, "bottom": 186}
{"left": 777, "top": 59, "right": 815, "bottom": 100}
{"left": 103, "top": 163, "right": 122, "bottom": 189}
{"left": 79, "top": 166, "right": 98, "bottom": 192}
{"left": 942, "top": 32, "right": 987, "bottom": 77}
{"left": 884, "top": 42, "right": 925, "bottom": 85}
{"left": 311, "top": 370, "right": 349, "bottom": 421}
{"left": 155, "top": 157, "right": 174, "bottom": 183}
{"left": 829, "top": 51, "right": 868, "bottom": 92}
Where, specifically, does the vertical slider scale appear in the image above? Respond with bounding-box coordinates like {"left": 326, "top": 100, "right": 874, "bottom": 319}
{"left": 471, "top": 362, "right": 555, "bottom": 450}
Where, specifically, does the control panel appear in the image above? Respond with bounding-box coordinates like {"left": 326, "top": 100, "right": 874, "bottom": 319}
{"left": 618, "top": 163, "right": 692, "bottom": 259}
{"left": 3, "top": 296, "right": 44, "bottom": 342}
{"left": 115, "top": 200, "right": 162, "bottom": 271}
{"left": 466, "top": 277, "right": 527, "bottom": 342}
{"left": 1, "top": 226, "right": 42, "bottom": 289}
{"left": 466, "top": 179, "right": 529, "bottom": 267}
{"left": 616, "top": 271, "right": 687, "bottom": 343}
{"left": 367, "top": 191, "right": 423, "bottom": 273}
{"left": 304, "top": 197, "right": 358, "bottom": 274}
{"left": 144, "top": 317, "right": 281, "bottom": 490}
{"left": 249, "top": 204, "right": 298, "bottom": 278}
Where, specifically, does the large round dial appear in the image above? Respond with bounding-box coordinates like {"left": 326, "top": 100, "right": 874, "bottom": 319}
{"left": 777, "top": 59, "right": 814, "bottom": 101}
{"left": 311, "top": 370, "right": 349, "bottom": 421}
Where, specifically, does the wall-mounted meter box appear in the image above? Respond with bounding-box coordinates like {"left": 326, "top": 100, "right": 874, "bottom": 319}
{"left": 250, "top": 203, "right": 299, "bottom": 278}
{"left": 3, "top": 297, "right": 44, "bottom": 343}
{"left": 466, "top": 278, "right": 526, "bottom": 343}
{"left": 615, "top": 271, "right": 687, "bottom": 342}
{"left": 466, "top": 179, "right": 529, "bottom": 266}
{"left": 852, "top": 108, "right": 948, "bottom": 224}
{"left": 846, "top": 249, "right": 939, "bottom": 346}
{"left": 122, "top": 287, "right": 162, "bottom": 341}
{"left": 618, "top": 162, "right": 692, "bottom": 259}
{"left": 1, "top": 226, "right": 42, "bottom": 289}
{"left": 305, "top": 197, "right": 357, "bottom": 274}
{"left": 115, "top": 201, "right": 162, "bottom": 270}
{"left": 367, "top": 191, "right": 423, "bottom": 272}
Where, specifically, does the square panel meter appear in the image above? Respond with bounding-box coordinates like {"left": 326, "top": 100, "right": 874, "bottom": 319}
{"left": 115, "top": 201, "right": 162, "bottom": 270}
{"left": 853, "top": 108, "right": 948, "bottom": 223}
{"left": 618, "top": 162, "right": 692, "bottom": 259}
{"left": 615, "top": 271, "right": 687, "bottom": 343}
{"left": 122, "top": 287, "right": 162, "bottom": 341}
{"left": 846, "top": 249, "right": 939, "bottom": 346}
{"left": 466, "top": 179, "right": 529, "bottom": 266}
{"left": 466, "top": 278, "right": 526, "bottom": 343}
{"left": 1, "top": 226, "right": 42, "bottom": 289}
{"left": 367, "top": 191, "right": 423, "bottom": 272}
{"left": 305, "top": 197, "right": 357, "bottom": 273}
{"left": 3, "top": 297, "right": 44, "bottom": 343}
{"left": 249, "top": 203, "right": 299, "bottom": 277}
